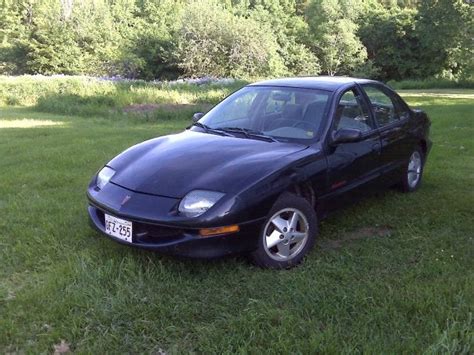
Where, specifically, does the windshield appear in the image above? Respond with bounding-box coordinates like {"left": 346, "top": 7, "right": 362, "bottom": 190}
{"left": 198, "top": 86, "right": 331, "bottom": 142}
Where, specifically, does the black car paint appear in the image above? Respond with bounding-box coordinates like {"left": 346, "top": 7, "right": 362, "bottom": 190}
{"left": 107, "top": 130, "right": 308, "bottom": 198}
{"left": 87, "top": 77, "right": 432, "bottom": 258}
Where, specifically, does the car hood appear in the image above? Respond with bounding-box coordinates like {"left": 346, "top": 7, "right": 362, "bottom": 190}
{"left": 107, "top": 130, "right": 308, "bottom": 198}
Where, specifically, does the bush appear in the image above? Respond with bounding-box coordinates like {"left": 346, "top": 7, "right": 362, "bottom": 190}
{"left": 177, "top": 1, "right": 285, "bottom": 79}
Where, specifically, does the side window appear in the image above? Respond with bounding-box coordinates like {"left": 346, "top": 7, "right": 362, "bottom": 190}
{"left": 334, "top": 88, "right": 373, "bottom": 132}
{"left": 394, "top": 95, "right": 411, "bottom": 120}
{"left": 363, "top": 85, "right": 408, "bottom": 126}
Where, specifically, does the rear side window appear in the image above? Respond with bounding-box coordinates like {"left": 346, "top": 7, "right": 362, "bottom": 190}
{"left": 363, "top": 85, "right": 409, "bottom": 127}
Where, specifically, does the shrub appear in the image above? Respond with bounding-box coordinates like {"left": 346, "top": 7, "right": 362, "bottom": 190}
{"left": 177, "top": 0, "right": 284, "bottom": 78}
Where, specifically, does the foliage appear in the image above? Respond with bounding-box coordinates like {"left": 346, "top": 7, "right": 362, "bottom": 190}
{"left": 23, "top": 5, "right": 82, "bottom": 75}
{"left": 241, "top": 0, "right": 320, "bottom": 76}
{"left": 305, "top": 0, "right": 367, "bottom": 76}
{"left": 116, "top": 0, "right": 183, "bottom": 80}
{"left": 358, "top": 7, "right": 420, "bottom": 80}
{"left": 415, "top": 0, "right": 473, "bottom": 80}
{"left": 177, "top": 0, "right": 284, "bottom": 78}
{"left": 0, "top": 0, "right": 29, "bottom": 74}
{"left": 358, "top": 0, "right": 473, "bottom": 81}
{"left": 0, "top": 0, "right": 472, "bottom": 81}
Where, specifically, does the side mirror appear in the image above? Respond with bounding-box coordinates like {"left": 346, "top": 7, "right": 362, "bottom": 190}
{"left": 331, "top": 128, "right": 363, "bottom": 145}
{"left": 192, "top": 112, "right": 204, "bottom": 122}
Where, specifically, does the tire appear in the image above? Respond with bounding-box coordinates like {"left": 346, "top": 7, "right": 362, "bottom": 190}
{"left": 250, "top": 192, "right": 318, "bottom": 269}
{"left": 400, "top": 146, "right": 425, "bottom": 192}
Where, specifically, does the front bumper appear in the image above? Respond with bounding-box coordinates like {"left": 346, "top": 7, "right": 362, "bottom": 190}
{"left": 87, "top": 183, "right": 264, "bottom": 258}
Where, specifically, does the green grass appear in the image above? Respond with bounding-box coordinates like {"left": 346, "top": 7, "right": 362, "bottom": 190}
{"left": 0, "top": 86, "right": 473, "bottom": 353}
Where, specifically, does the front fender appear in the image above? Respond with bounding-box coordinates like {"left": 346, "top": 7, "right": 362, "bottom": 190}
{"left": 232, "top": 146, "right": 327, "bottom": 221}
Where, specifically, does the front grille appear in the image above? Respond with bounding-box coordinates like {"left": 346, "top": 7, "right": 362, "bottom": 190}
{"left": 133, "top": 222, "right": 182, "bottom": 238}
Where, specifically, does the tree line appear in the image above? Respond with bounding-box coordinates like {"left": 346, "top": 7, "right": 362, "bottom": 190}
{"left": 0, "top": 0, "right": 472, "bottom": 81}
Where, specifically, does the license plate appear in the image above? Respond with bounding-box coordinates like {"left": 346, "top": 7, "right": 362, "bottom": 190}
{"left": 104, "top": 214, "right": 133, "bottom": 243}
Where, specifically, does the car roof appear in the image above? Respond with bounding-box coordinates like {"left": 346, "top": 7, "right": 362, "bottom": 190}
{"left": 248, "top": 76, "right": 380, "bottom": 91}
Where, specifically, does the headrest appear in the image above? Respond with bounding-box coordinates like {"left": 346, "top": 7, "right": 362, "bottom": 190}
{"left": 282, "top": 104, "right": 303, "bottom": 120}
{"left": 303, "top": 101, "right": 326, "bottom": 122}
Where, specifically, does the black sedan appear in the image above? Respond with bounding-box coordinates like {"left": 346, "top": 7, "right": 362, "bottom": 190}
{"left": 87, "top": 77, "right": 432, "bottom": 269}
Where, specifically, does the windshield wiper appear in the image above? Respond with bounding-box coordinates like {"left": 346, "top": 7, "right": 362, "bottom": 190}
{"left": 190, "top": 122, "right": 234, "bottom": 137}
{"left": 190, "top": 121, "right": 210, "bottom": 131}
{"left": 219, "top": 127, "right": 278, "bottom": 142}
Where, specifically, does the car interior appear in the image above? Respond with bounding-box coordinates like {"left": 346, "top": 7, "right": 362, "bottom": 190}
{"left": 259, "top": 90, "right": 329, "bottom": 139}
{"left": 334, "top": 97, "right": 373, "bottom": 133}
{"left": 205, "top": 88, "right": 333, "bottom": 140}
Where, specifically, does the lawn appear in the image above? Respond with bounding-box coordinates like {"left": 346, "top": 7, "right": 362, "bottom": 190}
{"left": 0, "top": 85, "right": 473, "bottom": 353}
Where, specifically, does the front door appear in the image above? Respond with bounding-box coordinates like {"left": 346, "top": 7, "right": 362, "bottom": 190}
{"left": 321, "top": 86, "right": 382, "bottom": 212}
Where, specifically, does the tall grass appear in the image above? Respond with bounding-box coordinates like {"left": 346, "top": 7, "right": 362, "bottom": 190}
{"left": 0, "top": 75, "right": 246, "bottom": 120}
{"left": 388, "top": 78, "right": 474, "bottom": 90}
{"left": 2, "top": 75, "right": 473, "bottom": 121}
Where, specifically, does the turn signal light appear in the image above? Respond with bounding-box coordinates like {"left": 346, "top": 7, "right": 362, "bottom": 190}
{"left": 199, "top": 225, "right": 240, "bottom": 237}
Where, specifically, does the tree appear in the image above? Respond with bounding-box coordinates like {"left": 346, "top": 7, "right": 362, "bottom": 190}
{"left": 0, "top": 0, "right": 124, "bottom": 76}
{"left": 358, "top": 7, "right": 420, "bottom": 80}
{"left": 116, "top": 0, "right": 183, "bottom": 79}
{"left": 0, "top": 0, "right": 31, "bottom": 74}
{"left": 0, "top": 0, "right": 471, "bottom": 81}
{"left": 242, "top": 0, "right": 320, "bottom": 76}
{"left": 359, "top": 0, "right": 473, "bottom": 80}
{"left": 177, "top": 0, "right": 284, "bottom": 78}
{"left": 305, "top": 0, "right": 367, "bottom": 76}
{"left": 18, "top": 1, "right": 82, "bottom": 75}
{"left": 416, "top": 0, "right": 473, "bottom": 79}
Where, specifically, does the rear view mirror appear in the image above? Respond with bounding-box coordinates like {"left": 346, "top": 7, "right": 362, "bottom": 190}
{"left": 192, "top": 112, "right": 204, "bottom": 122}
{"left": 271, "top": 91, "right": 292, "bottom": 102}
{"left": 331, "top": 128, "right": 363, "bottom": 145}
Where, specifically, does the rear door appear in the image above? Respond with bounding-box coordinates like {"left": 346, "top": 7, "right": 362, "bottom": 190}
{"left": 321, "top": 85, "right": 382, "bottom": 211}
{"left": 360, "top": 84, "right": 412, "bottom": 184}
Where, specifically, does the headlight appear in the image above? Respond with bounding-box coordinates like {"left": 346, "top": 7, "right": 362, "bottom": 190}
{"left": 96, "top": 166, "right": 115, "bottom": 190}
{"left": 178, "top": 190, "right": 225, "bottom": 217}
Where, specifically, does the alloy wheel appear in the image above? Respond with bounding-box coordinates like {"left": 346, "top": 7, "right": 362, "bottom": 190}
{"left": 263, "top": 208, "right": 309, "bottom": 261}
{"left": 407, "top": 151, "right": 422, "bottom": 188}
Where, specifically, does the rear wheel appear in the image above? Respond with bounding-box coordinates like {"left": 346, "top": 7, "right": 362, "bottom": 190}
{"left": 400, "top": 147, "right": 424, "bottom": 192}
{"left": 250, "top": 193, "right": 317, "bottom": 269}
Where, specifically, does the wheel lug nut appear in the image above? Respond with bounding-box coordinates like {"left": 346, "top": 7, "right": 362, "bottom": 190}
{"left": 279, "top": 235, "right": 284, "bottom": 239}
{"left": 283, "top": 228, "right": 287, "bottom": 232}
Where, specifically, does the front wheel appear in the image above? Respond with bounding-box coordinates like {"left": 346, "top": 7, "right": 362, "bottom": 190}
{"left": 250, "top": 193, "right": 317, "bottom": 269}
{"left": 400, "top": 147, "right": 425, "bottom": 192}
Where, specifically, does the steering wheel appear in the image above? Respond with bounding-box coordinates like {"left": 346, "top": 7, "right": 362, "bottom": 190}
{"left": 292, "top": 120, "right": 318, "bottom": 131}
